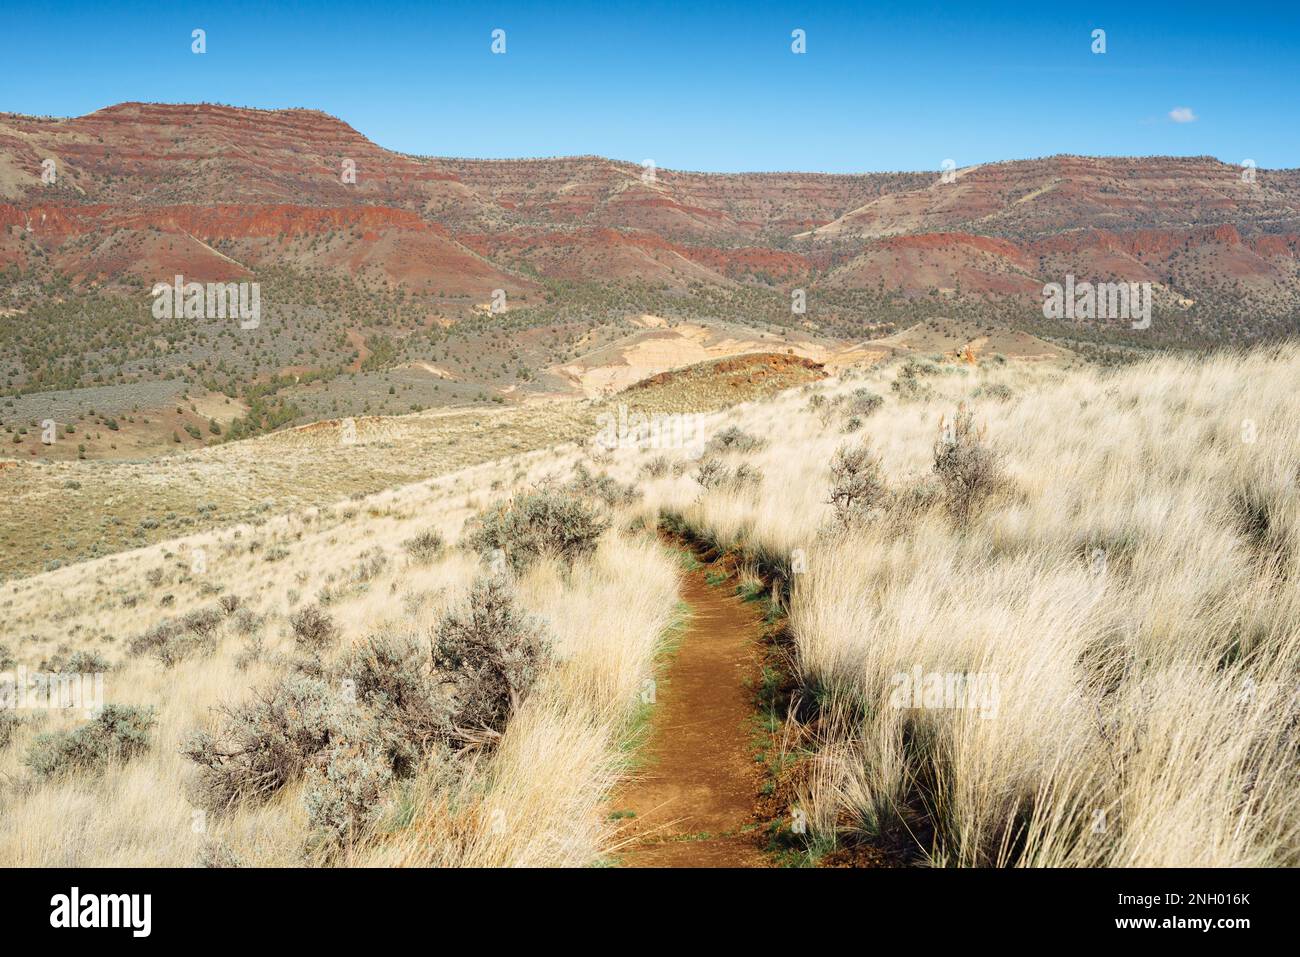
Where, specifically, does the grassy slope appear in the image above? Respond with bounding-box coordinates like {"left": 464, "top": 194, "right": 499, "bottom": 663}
{"left": 5, "top": 344, "right": 1296, "bottom": 868}
{"left": 0, "top": 353, "right": 824, "bottom": 579}
{"left": 624, "top": 346, "right": 1300, "bottom": 867}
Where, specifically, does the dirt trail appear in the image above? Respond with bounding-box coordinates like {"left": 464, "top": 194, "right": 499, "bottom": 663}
{"left": 611, "top": 558, "right": 770, "bottom": 867}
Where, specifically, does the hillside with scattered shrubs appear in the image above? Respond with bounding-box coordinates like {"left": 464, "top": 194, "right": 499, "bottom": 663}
{"left": 2, "top": 344, "right": 1297, "bottom": 867}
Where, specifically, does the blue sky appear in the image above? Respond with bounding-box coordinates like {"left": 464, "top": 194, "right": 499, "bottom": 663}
{"left": 5, "top": 0, "right": 1299, "bottom": 172}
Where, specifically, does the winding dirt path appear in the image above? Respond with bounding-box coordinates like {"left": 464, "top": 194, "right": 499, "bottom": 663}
{"left": 611, "top": 556, "right": 770, "bottom": 867}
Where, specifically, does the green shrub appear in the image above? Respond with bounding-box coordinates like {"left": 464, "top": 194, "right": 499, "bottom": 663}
{"left": 128, "top": 619, "right": 179, "bottom": 657}
{"left": 693, "top": 458, "right": 762, "bottom": 491}
{"left": 640, "top": 455, "right": 670, "bottom": 478}
{"left": 182, "top": 607, "right": 223, "bottom": 641}
{"left": 846, "top": 388, "right": 884, "bottom": 417}
{"left": 186, "top": 578, "right": 551, "bottom": 844}
{"left": 432, "top": 576, "right": 550, "bottom": 737}
{"left": 566, "top": 464, "right": 639, "bottom": 507}
{"left": 933, "top": 404, "right": 1005, "bottom": 523}
{"left": 304, "top": 746, "right": 394, "bottom": 852}
{"left": 56, "top": 649, "right": 112, "bottom": 673}
{"left": 183, "top": 676, "right": 357, "bottom": 813}
{"left": 401, "top": 530, "right": 445, "bottom": 564}
{"left": 693, "top": 458, "right": 727, "bottom": 489}
{"left": 891, "top": 360, "right": 938, "bottom": 402}
{"left": 705, "top": 425, "right": 765, "bottom": 455}
{"left": 129, "top": 606, "right": 223, "bottom": 666}
{"left": 25, "top": 704, "right": 155, "bottom": 779}
{"left": 337, "top": 631, "right": 451, "bottom": 775}
{"left": 464, "top": 490, "right": 608, "bottom": 572}
{"left": 290, "top": 605, "right": 338, "bottom": 651}
{"left": 730, "top": 462, "right": 764, "bottom": 489}
{"left": 133, "top": 621, "right": 193, "bottom": 665}
{"left": 828, "top": 443, "right": 887, "bottom": 528}
{"left": 230, "top": 607, "right": 262, "bottom": 637}
{"left": 973, "top": 382, "right": 1014, "bottom": 402}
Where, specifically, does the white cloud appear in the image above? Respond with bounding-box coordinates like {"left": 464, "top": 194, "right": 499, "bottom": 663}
{"left": 1169, "top": 107, "right": 1197, "bottom": 123}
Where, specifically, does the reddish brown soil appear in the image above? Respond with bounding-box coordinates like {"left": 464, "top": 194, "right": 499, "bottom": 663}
{"left": 6, "top": 105, "right": 1300, "bottom": 312}
{"left": 625, "top": 352, "right": 826, "bottom": 394}
{"left": 610, "top": 563, "right": 770, "bottom": 868}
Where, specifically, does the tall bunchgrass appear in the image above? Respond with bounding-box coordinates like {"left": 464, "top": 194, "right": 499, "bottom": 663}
{"left": 5, "top": 341, "right": 1298, "bottom": 868}
{"left": 629, "top": 346, "right": 1300, "bottom": 867}
{"left": 0, "top": 436, "right": 678, "bottom": 866}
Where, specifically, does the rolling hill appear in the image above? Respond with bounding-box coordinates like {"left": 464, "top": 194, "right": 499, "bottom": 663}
{"left": 3, "top": 101, "right": 1300, "bottom": 457}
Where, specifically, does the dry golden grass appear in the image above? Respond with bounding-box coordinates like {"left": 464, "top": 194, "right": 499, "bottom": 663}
{"left": 614, "top": 346, "right": 1300, "bottom": 867}
{"left": 0, "top": 362, "right": 809, "bottom": 580}
{"left": 0, "top": 403, "right": 599, "bottom": 579}
{"left": 354, "top": 534, "right": 680, "bottom": 867}
{"left": 4, "top": 342, "right": 1297, "bottom": 868}
{"left": 0, "top": 431, "right": 679, "bottom": 866}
